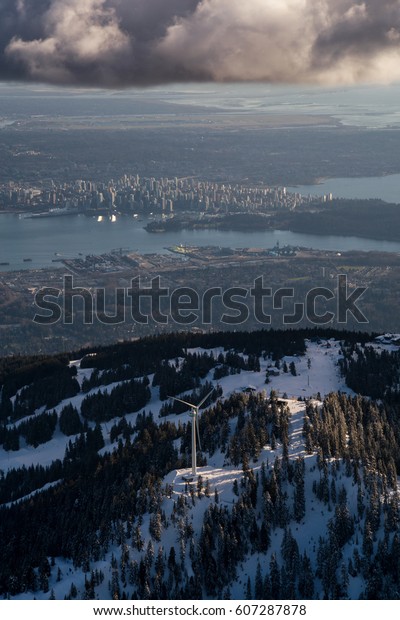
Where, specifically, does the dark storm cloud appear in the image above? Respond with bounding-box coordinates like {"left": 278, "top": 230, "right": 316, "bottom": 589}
{"left": 312, "top": 0, "right": 400, "bottom": 77}
{"left": 1, "top": 0, "right": 400, "bottom": 87}
{"left": 0, "top": 0, "right": 50, "bottom": 79}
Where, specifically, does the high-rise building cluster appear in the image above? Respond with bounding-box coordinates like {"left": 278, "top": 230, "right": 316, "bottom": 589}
{"left": 0, "top": 174, "right": 331, "bottom": 214}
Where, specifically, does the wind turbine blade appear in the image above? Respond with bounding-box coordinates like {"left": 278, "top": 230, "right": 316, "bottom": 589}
{"left": 196, "top": 413, "right": 202, "bottom": 453}
{"left": 167, "top": 395, "right": 193, "bottom": 408}
{"left": 197, "top": 389, "right": 214, "bottom": 409}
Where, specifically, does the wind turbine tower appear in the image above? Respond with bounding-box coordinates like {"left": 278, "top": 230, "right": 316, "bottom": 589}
{"left": 168, "top": 390, "right": 214, "bottom": 479}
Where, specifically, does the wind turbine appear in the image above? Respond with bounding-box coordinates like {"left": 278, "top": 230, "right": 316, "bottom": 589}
{"left": 168, "top": 389, "right": 214, "bottom": 479}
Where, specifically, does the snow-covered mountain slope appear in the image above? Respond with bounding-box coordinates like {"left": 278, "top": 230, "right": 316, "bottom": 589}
{"left": 0, "top": 339, "right": 350, "bottom": 475}
{"left": 1, "top": 334, "right": 400, "bottom": 600}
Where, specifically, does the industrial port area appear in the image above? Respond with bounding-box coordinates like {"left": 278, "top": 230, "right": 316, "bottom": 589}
{"left": 60, "top": 243, "right": 298, "bottom": 276}
{"left": 1, "top": 239, "right": 398, "bottom": 356}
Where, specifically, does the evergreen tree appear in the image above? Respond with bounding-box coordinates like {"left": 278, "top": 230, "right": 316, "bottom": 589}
{"left": 255, "top": 563, "right": 263, "bottom": 599}
{"left": 270, "top": 554, "right": 281, "bottom": 599}
{"left": 245, "top": 576, "right": 252, "bottom": 600}
{"left": 59, "top": 404, "right": 83, "bottom": 436}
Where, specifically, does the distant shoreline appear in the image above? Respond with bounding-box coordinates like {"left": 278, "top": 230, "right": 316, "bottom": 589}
{"left": 144, "top": 199, "right": 400, "bottom": 243}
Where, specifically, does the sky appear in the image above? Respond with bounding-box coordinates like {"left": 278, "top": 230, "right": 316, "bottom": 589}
{"left": 1, "top": 0, "right": 400, "bottom": 88}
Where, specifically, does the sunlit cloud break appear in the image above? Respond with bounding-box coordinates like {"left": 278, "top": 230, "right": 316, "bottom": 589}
{"left": 2, "top": 0, "right": 400, "bottom": 87}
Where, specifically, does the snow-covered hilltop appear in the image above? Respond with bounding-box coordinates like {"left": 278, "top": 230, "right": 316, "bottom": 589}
{"left": 0, "top": 330, "right": 399, "bottom": 600}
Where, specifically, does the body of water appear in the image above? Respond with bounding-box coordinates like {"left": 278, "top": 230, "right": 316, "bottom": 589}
{"left": 1, "top": 207, "right": 400, "bottom": 272}
{"left": 288, "top": 173, "right": 400, "bottom": 203}
{"left": 0, "top": 120, "right": 15, "bottom": 129}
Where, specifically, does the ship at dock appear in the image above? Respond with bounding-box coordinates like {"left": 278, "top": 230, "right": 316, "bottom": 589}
{"left": 21, "top": 207, "right": 79, "bottom": 219}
